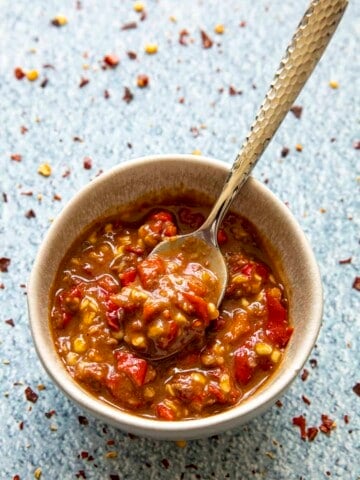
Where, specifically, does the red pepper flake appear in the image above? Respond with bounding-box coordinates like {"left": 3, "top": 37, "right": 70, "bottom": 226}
{"left": 13, "top": 475, "right": 21, "bottom": 480}
{"left": 25, "top": 209, "right": 36, "bottom": 219}
{"left": 319, "top": 414, "right": 336, "bottom": 434}
{"left": 301, "top": 368, "right": 309, "bottom": 381}
{"left": 0, "top": 257, "right": 11, "bottom": 272}
{"left": 103, "top": 54, "right": 120, "bottom": 68}
{"left": 83, "top": 156, "right": 93, "bottom": 170}
{"left": 127, "top": 51, "right": 137, "bottom": 60}
{"left": 239, "top": 20, "right": 247, "bottom": 27}
{"left": 200, "top": 30, "right": 213, "bottom": 49}
{"left": 190, "top": 126, "right": 200, "bottom": 138}
{"left": 229, "top": 85, "right": 242, "bottom": 96}
{"left": 80, "top": 451, "right": 89, "bottom": 459}
{"left": 281, "top": 146, "right": 290, "bottom": 158}
{"left": 343, "top": 414, "right": 350, "bottom": 424}
{"left": 179, "top": 29, "right": 190, "bottom": 45}
{"left": 62, "top": 168, "right": 71, "bottom": 178}
{"left": 110, "top": 476, "right": 120, "bottom": 480}
{"left": 353, "top": 141, "right": 360, "bottom": 150}
{"left": 45, "top": 410, "right": 56, "bottom": 418}
{"left": 290, "top": 105, "right": 303, "bottom": 119}
{"left": 161, "top": 459, "right": 170, "bottom": 469}
{"left": 5, "top": 318, "right": 15, "bottom": 327}
{"left": 352, "top": 277, "right": 360, "bottom": 291}
{"left": 43, "top": 64, "right": 55, "bottom": 70}
{"left": 10, "top": 153, "right": 22, "bottom": 162}
{"left": 309, "top": 358, "right": 318, "bottom": 369}
{"left": 19, "top": 421, "right": 25, "bottom": 430}
{"left": 20, "top": 125, "right": 28, "bottom": 134}
{"left": 338, "top": 257, "right": 352, "bottom": 264}
{"left": 0, "top": 283, "right": 5, "bottom": 289}
{"left": 352, "top": 383, "right": 360, "bottom": 396}
{"left": 104, "top": 89, "right": 110, "bottom": 99}
{"left": 123, "top": 87, "right": 134, "bottom": 103}
{"left": 25, "top": 386, "right": 39, "bottom": 403}
{"left": 137, "top": 74, "right": 149, "bottom": 88}
{"left": 78, "top": 415, "right": 89, "bottom": 425}
{"left": 307, "top": 426, "right": 318, "bottom": 441}
{"left": 73, "top": 136, "right": 83, "bottom": 142}
{"left": 53, "top": 193, "right": 62, "bottom": 201}
{"left": 2, "top": 193, "right": 8, "bottom": 203}
{"left": 75, "top": 471, "right": 86, "bottom": 479}
{"left": 121, "top": 21, "right": 137, "bottom": 30}
{"left": 292, "top": 415, "right": 307, "bottom": 440}
{"left": 302, "top": 395, "right": 311, "bottom": 405}
{"left": 40, "top": 78, "right": 49, "bottom": 88}
{"left": 21, "top": 191, "right": 33, "bottom": 196}
{"left": 79, "top": 77, "right": 90, "bottom": 88}
{"left": 14, "top": 67, "right": 25, "bottom": 80}
{"left": 275, "top": 400, "right": 283, "bottom": 408}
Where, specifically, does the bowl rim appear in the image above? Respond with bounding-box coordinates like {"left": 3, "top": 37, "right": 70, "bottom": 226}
{"left": 28, "top": 153, "right": 323, "bottom": 440}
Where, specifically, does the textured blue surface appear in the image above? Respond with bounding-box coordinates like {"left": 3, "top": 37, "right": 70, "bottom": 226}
{"left": 1, "top": 1, "right": 359, "bottom": 479}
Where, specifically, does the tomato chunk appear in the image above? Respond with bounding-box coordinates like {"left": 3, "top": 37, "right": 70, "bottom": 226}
{"left": 182, "top": 291, "right": 210, "bottom": 324}
{"left": 234, "top": 348, "right": 254, "bottom": 385}
{"left": 137, "top": 256, "right": 165, "bottom": 289}
{"left": 265, "top": 290, "right": 293, "bottom": 347}
{"left": 155, "top": 402, "right": 176, "bottom": 420}
{"left": 114, "top": 351, "right": 148, "bottom": 387}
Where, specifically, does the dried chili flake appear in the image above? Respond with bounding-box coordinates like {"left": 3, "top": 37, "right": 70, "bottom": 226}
{"left": 25, "top": 209, "right": 36, "bottom": 219}
{"left": 229, "top": 85, "right": 242, "bottom": 96}
{"left": 2, "top": 193, "right": 8, "bottom": 203}
{"left": 45, "top": 409, "right": 56, "bottom": 418}
{"left": 53, "top": 193, "right": 62, "bottom": 201}
{"left": 281, "top": 146, "right": 290, "bottom": 158}
{"left": 110, "top": 476, "right": 120, "bottom": 480}
{"left": 14, "top": 67, "right": 26, "bottom": 80}
{"left": 301, "top": 368, "right": 309, "bottom": 381}
{"left": 292, "top": 415, "right": 307, "bottom": 440}
{"left": 25, "top": 386, "right": 39, "bottom": 403}
{"left": 179, "top": 29, "right": 190, "bottom": 45}
{"left": 307, "top": 426, "right": 318, "bottom": 441}
{"left": 13, "top": 475, "right": 21, "bottom": 480}
{"left": 319, "top": 414, "right": 336, "bottom": 434}
{"left": 0, "top": 258, "right": 11, "bottom": 272}
{"left": 78, "top": 415, "right": 89, "bottom": 425}
{"left": 19, "top": 421, "right": 25, "bottom": 430}
{"left": 10, "top": 153, "right": 22, "bottom": 162}
{"left": 43, "top": 64, "right": 55, "bottom": 70}
{"left": 190, "top": 126, "right": 200, "bottom": 138}
{"left": 83, "top": 157, "right": 93, "bottom": 169}
{"left": 123, "top": 87, "right": 134, "bottom": 103}
{"left": 103, "top": 54, "right": 120, "bottom": 68}
{"left": 290, "top": 105, "right": 303, "bottom": 119}
{"left": 40, "top": 78, "right": 48, "bottom": 88}
{"left": 239, "top": 20, "right": 247, "bottom": 27}
{"left": 80, "top": 451, "right": 89, "bottom": 459}
{"left": 136, "top": 74, "right": 149, "bottom": 88}
{"left": 309, "top": 358, "right": 318, "bottom": 368}
{"left": 200, "top": 30, "right": 213, "bottom": 49}
{"left": 5, "top": 318, "right": 15, "bottom": 327}
{"left": 302, "top": 395, "right": 311, "bottom": 405}
{"left": 75, "top": 471, "right": 86, "bottom": 479}
{"left": 104, "top": 89, "right": 110, "bottom": 99}
{"left": 20, "top": 125, "right": 28, "bottom": 134}
{"left": 352, "top": 383, "right": 360, "bottom": 396}
{"left": 121, "top": 21, "right": 137, "bottom": 30}
{"left": 275, "top": 400, "right": 283, "bottom": 407}
{"left": 161, "top": 458, "right": 170, "bottom": 469}
{"left": 62, "top": 168, "right": 71, "bottom": 178}
{"left": 343, "top": 414, "right": 350, "bottom": 424}
{"left": 21, "top": 191, "right": 33, "bottom": 196}
{"left": 338, "top": 257, "right": 352, "bottom": 264}
{"left": 352, "top": 277, "right": 360, "bottom": 291}
{"left": 79, "top": 77, "right": 90, "bottom": 88}
{"left": 353, "top": 141, "right": 360, "bottom": 150}
{"left": 127, "top": 51, "right": 137, "bottom": 60}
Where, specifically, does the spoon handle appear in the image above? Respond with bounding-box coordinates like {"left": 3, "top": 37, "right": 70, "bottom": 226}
{"left": 203, "top": 0, "right": 348, "bottom": 235}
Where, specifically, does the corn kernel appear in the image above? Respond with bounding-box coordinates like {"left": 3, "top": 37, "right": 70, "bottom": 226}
{"left": 192, "top": 149, "right": 202, "bottom": 155}
{"left": 82, "top": 310, "right": 96, "bottom": 325}
{"left": 220, "top": 373, "right": 231, "bottom": 393}
{"left": 148, "top": 323, "right": 165, "bottom": 338}
{"left": 133, "top": 1, "right": 145, "bottom": 12}
{"left": 165, "top": 384, "right": 175, "bottom": 396}
{"left": 175, "top": 440, "right": 187, "bottom": 448}
{"left": 191, "top": 372, "right": 206, "bottom": 384}
{"left": 144, "top": 386, "right": 155, "bottom": 398}
{"left": 241, "top": 298, "right": 250, "bottom": 307}
{"left": 131, "top": 334, "right": 146, "bottom": 348}
{"left": 52, "top": 14, "right": 68, "bottom": 26}
{"left": 270, "top": 349, "right": 281, "bottom": 363}
{"left": 214, "top": 24, "right": 225, "bottom": 34}
{"left": 174, "top": 312, "right": 188, "bottom": 324}
{"left": 26, "top": 69, "right": 39, "bottom": 81}
{"left": 255, "top": 342, "right": 273, "bottom": 356}
{"left": 88, "top": 231, "right": 97, "bottom": 244}
{"left": 145, "top": 43, "right": 158, "bottom": 55}
{"left": 73, "top": 335, "right": 87, "bottom": 353}
{"left": 38, "top": 163, "right": 52, "bottom": 177}
{"left": 66, "top": 352, "right": 79, "bottom": 366}
{"left": 105, "top": 223, "right": 113, "bottom": 233}
{"left": 130, "top": 289, "right": 148, "bottom": 302}
{"left": 34, "top": 467, "right": 42, "bottom": 479}
{"left": 232, "top": 274, "right": 248, "bottom": 284}
{"left": 295, "top": 143, "right": 303, "bottom": 152}
{"left": 207, "top": 302, "right": 219, "bottom": 320}
{"left": 329, "top": 80, "right": 339, "bottom": 89}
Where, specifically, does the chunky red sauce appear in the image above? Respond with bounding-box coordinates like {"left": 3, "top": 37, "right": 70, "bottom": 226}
{"left": 50, "top": 197, "right": 293, "bottom": 420}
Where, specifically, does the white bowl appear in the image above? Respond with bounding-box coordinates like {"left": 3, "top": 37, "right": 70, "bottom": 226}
{"left": 28, "top": 154, "right": 322, "bottom": 440}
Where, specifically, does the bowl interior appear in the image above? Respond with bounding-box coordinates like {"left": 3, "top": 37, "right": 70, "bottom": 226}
{"left": 28, "top": 154, "right": 322, "bottom": 440}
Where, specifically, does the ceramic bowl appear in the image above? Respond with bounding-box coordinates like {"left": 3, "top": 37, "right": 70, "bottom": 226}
{"left": 28, "top": 154, "right": 322, "bottom": 440}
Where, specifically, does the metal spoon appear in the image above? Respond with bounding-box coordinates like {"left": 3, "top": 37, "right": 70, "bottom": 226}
{"left": 132, "top": 0, "right": 347, "bottom": 360}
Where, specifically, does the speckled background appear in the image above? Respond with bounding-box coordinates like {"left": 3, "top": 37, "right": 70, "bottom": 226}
{"left": 0, "top": 1, "right": 359, "bottom": 479}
